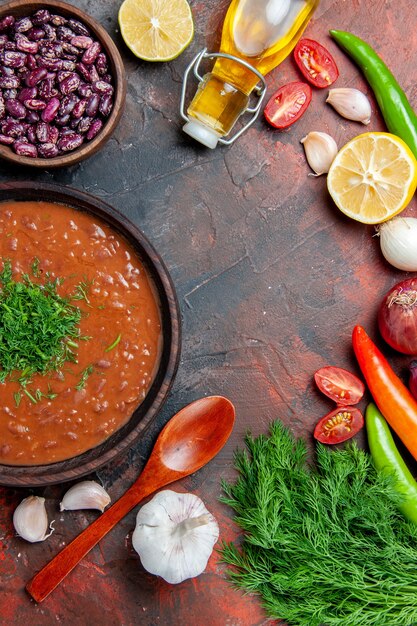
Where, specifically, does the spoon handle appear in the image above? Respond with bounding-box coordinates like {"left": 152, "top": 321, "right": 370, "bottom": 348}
{"left": 26, "top": 472, "right": 162, "bottom": 603}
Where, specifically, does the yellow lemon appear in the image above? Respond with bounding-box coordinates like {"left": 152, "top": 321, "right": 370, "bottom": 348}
{"left": 118, "top": 0, "right": 194, "bottom": 62}
{"left": 327, "top": 132, "right": 417, "bottom": 224}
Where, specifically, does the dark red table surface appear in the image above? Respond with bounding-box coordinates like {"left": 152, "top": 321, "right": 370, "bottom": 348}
{"left": 1, "top": 0, "right": 417, "bottom": 624}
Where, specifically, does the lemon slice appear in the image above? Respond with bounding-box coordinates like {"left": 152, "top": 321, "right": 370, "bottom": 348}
{"left": 118, "top": 0, "right": 194, "bottom": 62}
{"left": 327, "top": 132, "right": 417, "bottom": 224}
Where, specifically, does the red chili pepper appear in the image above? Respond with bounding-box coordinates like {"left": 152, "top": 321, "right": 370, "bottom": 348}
{"left": 352, "top": 325, "right": 417, "bottom": 461}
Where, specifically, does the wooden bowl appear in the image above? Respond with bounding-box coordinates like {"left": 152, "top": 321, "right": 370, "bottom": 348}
{"left": 0, "top": 182, "right": 181, "bottom": 487}
{"left": 0, "top": 0, "right": 126, "bottom": 168}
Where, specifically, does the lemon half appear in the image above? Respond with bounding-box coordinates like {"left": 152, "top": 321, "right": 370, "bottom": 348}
{"left": 327, "top": 132, "right": 417, "bottom": 224}
{"left": 118, "top": 0, "right": 194, "bottom": 62}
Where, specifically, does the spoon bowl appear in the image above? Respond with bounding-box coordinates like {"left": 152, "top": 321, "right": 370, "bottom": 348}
{"left": 26, "top": 396, "right": 235, "bottom": 603}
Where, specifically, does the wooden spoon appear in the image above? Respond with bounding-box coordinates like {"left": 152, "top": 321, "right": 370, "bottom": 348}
{"left": 26, "top": 395, "right": 235, "bottom": 603}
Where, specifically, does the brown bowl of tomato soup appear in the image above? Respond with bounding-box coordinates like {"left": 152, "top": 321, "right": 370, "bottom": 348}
{"left": 0, "top": 182, "right": 181, "bottom": 487}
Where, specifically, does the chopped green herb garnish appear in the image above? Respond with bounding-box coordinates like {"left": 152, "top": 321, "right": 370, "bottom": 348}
{"left": 72, "top": 278, "right": 94, "bottom": 305}
{"left": 75, "top": 364, "right": 94, "bottom": 391}
{"left": 105, "top": 333, "right": 122, "bottom": 352}
{"left": 14, "top": 392, "right": 22, "bottom": 408}
{"left": 31, "top": 257, "right": 41, "bottom": 278}
{"left": 0, "top": 259, "right": 87, "bottom": 388}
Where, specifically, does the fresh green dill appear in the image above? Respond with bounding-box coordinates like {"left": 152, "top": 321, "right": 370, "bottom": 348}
{"left": 105, "top": 333, "right": 122, "bottom": 352}
{"left": 13, "top": 392, "right": 21, "bottom": 407}
{"left": 75, "top": 364, "right": 94, "bottom": 390}
{"left": 220, "top": 420, "right": 417, "bottom": 626}
{"left": 0, "top": 259, "right": 88, "bottom": 388}
{"left": 31, "top": 257, "right": 41, "bottom": 278}
{"left": 72, "top": 278, "right": 94, "bottom": 305}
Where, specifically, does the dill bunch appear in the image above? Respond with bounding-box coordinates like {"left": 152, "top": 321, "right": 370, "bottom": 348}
{"left": 0, "top": 259, "right": 83, "bottom": 386}
{"left": 220, "top": 420, "right": 417, "bottom": 626}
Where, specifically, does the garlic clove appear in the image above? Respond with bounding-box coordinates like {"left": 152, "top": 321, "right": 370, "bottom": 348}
{"left": 60, "top": 480, "right": 111, "bottom": 513}
{"left": 377, "top": 216, "right": 417, "bottom": 271}
{"left": 326, "top": 87, "right": 372, "bottom": 124}
{"left": 132, "top": 490, "right": 219, "bottom": 584}
{"left": 301, "top": 131, "right": 338, "bottom": 176}
{"left": 13, "top": 495, "right": 54, "bottom": 543}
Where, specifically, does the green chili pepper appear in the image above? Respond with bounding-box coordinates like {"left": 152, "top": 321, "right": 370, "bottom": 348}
{"left": 330, "top": 30, "right": 417, "bottom": 159}
{"left": 366, "top": 402, "right": 417, "bottom": 524}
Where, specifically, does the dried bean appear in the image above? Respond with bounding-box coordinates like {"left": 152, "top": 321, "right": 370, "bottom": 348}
{"left": 2, "top": 120, "right": 25, "bottom": 137}
{"left": 51, "top": 15, "right": 67, "bottom": 27}
{"left": 89, "top": 65, "right": 100, "bottom": 83}
{"left": 58, "top": 132, "right": 83, "bottom": 151}
{"left": 16, "top": 34, "right": 39, "bottom": 54}
{"left": 48, "top": 125, "right": 59, "bottom": 143}
{"left": 25, "top": 67, "right": 47, "bottom": 87}
{"left": 25, "top": 99, "right": 47, "bottom": 111}
{"left": 60, "top": 73, "right": 80, "bottom": 94}
{"left": 0, "top": 16, "right": 15, "bottom": 32}
{"left": 0, "top": 76, "right": 20, "bottom": 89}
{"left": 4, "top": 42, "right": 16, "bottom": 51}
{"left": 54, "top": 113, "right": 70, "bottom": 126}
{"left": 27, "top": 125, "right": 36, "bottom": 144}
{"left": 86, "top": 118, "right": 102, "bottom": 140}
{"left": 0, "top": 95, "right": 4, "bottom": 119}
{"left": 38, "top": 78, "right": 54, "bottom": 99}
{"left": 71, "top": 36, "right": 93, "bottom": 49}
{"left": 77, "top": 116, "right": 92, "bottom": 134}
{"left": 93, "top": 80, "right": 113, "bottom": 95}
{"left": 0, "top": 133, "right": 13, "bottom": 144}
{"left": 38, "top": 57, "right": 63, "bottom": 71}
{"left": 39, "top": 41, "right": 63, "bottom": 58}
{"left": 13, "top": 139, "right": 38, "bottom": 157}
{"left": 36, "top": 121, "right": 50, "bottom": 143}
{"left": 102, "top": 73, "right": 112, "bottom": 85}
{"left": 57, "top": 70, "right": 72, "bottom": 82}
{"left": 0, "top": 66, "right": 14, "bottom": 76}
{"left": 32, "top": 10, "right": 51, "bottom": 25}
{"left": 43, "top": 24, "right": 56, "bottom": 41}
{"left": 41, "top": 97, "right": 60, "bottom": 122}
{"left": 5, "top": 99, "right": 26, "bottom": 119}
{"left": 96, "top": 53, "right": 108, "bottom": 76}
{"left": 57, "top": 26, "right": 75, "bottom": 42}
{"left": 82, "top": 41, "right": 100, "bottom": 65}
{"left": 27, "top": 27, "right": 46, "bottom": 41}
{"left": 0, "top": 34, "right": 8, "bottom": 48}
{"left": 85, "top": 93, "right": 99, "bottom": 117}
{"left": 25, "top": 110, "right": 39, "bottom": 123}
{"left": 15, "top": 17, "right": 33, "bottom": 33}
{"left": 61, "top": 59, "right": 76, "bottom": 71}
{"left": 76, "top": 62, "right": 91, "bottom": 82}
{"left": 18, "top": 86, "right": 37, "bottom": 102}
{"left": 3, "top": 51, "right": 27, "bottom": 68}
{"left": 67, "top": 19, "right": 90, "bottom": 37}
{"left": 37, "top": 142, "right": 59, "bottom": 157}
{"left": 62, "top": 42, "right": 79, "bottom": 56}
{"left": 72, "top": 97, "right": 87, "bottom": 119}
{"left": 69, "top": 117, "right": 80, "bottom": 129}
{"left": 59, "top": 93, "right": 78, "bottom": 116}
{"left": 26, "top": 54, "right": 37, "bottom": 70}
{"left": 78, "top": 82, "right": 93, "bottom": 97}
{"left": 3, "top": 89, "right": 17, "bottom": 99}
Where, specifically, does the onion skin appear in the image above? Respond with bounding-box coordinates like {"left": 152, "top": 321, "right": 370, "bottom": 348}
{"left": 378, "top": 278, "right": 417, "bottom": 354}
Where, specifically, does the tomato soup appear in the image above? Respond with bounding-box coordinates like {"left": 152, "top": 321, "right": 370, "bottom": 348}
{"left": 0, "top": 201, "right": 162, "bottom": 465}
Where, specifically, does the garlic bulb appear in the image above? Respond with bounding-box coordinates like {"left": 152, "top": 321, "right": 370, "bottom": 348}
{"left": 377, "top": 216, "right": 417, "bottom": 271}
{"left": 326, "top": 88, "right": 372, "bottom": 124}
{"left": 13, "top": 496, "right": 54, "bottom": 543}
{"left": 60, "top": 480, "right": 111, "bottom": 512}
{"left": 132, "top": 490, "right": 219, "bottom": 584}
{"left": 301, "top": 131, "right": 338, "bottom": 176}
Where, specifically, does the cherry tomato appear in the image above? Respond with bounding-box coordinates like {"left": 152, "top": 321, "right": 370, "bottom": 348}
{"left": 314, "top": 366, "right": 365, "bottom": 406}
{"left": 314, "top": 406, "right": 364, "bottom": 444}
{"left": 264, "top": 81, "right": 312, "bottom": 129}
{"left": 294, "top": 39, "right": 339, "bottom": 88}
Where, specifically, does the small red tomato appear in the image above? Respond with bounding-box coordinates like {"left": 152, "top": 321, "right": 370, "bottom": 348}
{"left": 314, "top": 406, "right": 364, "bottom": 444}
{"left": 314, "top": 366, "right": 365, "bottom": 406}
{"left": 264, "top": 81, "right": 312, "bottom": 129}
{"left": 294, "top": 38, "right": 339, "bottom": 88}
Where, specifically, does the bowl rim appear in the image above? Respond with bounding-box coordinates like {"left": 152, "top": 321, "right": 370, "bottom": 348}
{"left": 0, "top": 181, "right": 182, "bottom": 487}
{"left": 0, "top": 0, "right": 127, "bottom": 169}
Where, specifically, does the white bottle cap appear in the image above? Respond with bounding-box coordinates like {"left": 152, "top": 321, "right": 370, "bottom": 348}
{"left": 183, "top": 120, "right": 220, "bottom": 149}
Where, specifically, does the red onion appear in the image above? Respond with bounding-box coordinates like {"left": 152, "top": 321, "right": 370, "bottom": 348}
{"left": 378, "top": 278, "right": 417, "bottom": 354}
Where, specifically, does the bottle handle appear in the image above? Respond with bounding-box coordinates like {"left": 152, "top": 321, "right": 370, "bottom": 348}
{"left": 180, "top": 48, "right": 267, "bottom": 146}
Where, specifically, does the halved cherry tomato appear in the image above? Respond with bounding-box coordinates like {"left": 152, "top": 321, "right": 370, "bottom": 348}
{"left": 314, "top": 366, "right": 365, "bottom": 406}
{"left": 294, "top": 39, "right": 339, "bottom": 88}
{"left": 264, "top": 81, "right": 312, "bottom": 129}
{"left": 314, "top": 406, "right": 364, "bottom": 444}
